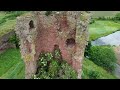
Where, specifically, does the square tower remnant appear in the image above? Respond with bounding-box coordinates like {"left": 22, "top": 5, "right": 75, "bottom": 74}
{"left": 16, "top": 11, "right": 90, "bottom": 79}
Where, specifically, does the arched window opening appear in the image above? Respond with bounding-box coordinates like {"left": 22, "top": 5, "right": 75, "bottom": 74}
{"left": 29, "top": 20, "right": 34, "bottom": 29}
{"left": 66, "top": 38, "right": 76, "bottom": 47}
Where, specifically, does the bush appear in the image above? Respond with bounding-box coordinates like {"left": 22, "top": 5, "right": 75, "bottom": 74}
{"left": 88, "top": 70, "right": 100, "bottom": 79}
{"left": 8, "top": 33, "right": 20, "bottom": 49}
{"left": 96, "top": 16, "right": 116, "bottom": 21}
{"left": 48, "top": 60, "right": 60, "bottom": 78}
{"left": 59, "top": 62, "right": 77, "bottom": 79}
{"left": 0, "top": 19, "right": 6, "bottom": 24}
{"left": 89, "top": 46, "right": 117, "bottom": 72}
{"left": 115, "top": 13, "right": 120, "bottom": 20}
{"left": 35, "top": 52, "right": 77, "bottom": 79}
{"left": 97, "top": 16, "right": 106, "bottom": 20}
{"left": 89, "top": 19, "right": 95, "bottom": 24}
{"left": 84, "top": 41, "right": 91, "bottom": 57}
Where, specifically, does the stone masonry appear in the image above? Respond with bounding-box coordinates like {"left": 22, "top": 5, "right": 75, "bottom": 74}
{"left": 15, "top": 11, "right": 90, "bottom": 79}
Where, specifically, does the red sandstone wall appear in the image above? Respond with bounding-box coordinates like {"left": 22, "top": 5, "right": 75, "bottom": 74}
{"left": 16, "top": 11, "right": 90, "bottom": 79}
{"left": 35, "top": 13, "right": 76, "bottom": 65}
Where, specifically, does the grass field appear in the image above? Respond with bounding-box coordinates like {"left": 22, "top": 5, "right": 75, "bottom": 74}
{"left": 0, "top": 49, "right": 25, "bottom": 79}
{"left": 0, "top": 48, "right": 116, "bottom": 79}
{"left": 91, "top": 11, "right": 120, "bottom": 18}
{"left": 82, "top": 58, "right": 117, "bottom": 79}
{"left": 0, "top": 11, "right": 30, "bottom": 79}
{"left": 89, "top": 20, "right": 120, "bottom": 41}
{"left": 0, "top": 11, "right": 28, "bottom": 38}
{"left": 0, "top": 11, "right": 119, "bottom": 79}
{"left": 0, "top": 12, "right": 16, "bottom": 37}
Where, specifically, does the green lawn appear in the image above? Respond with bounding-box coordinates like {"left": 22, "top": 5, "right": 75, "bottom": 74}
{"left": 82, "top": 58, "right": 117, "bottom": 79}
{"left": 89, "top": 20, "right": 120, "bottom": 41}
{"left": 0, "top": 11, "right": 28, "bottom": 38}
{"left": 0, "top": 19, "right": 16, "bottom": 37}
{"left": 0, "top": 12, "right": 16, "bottom": 37}
{"left": 0, "top": 49, "right": 116, "bottom": 79}
{"left": 91, "top": 11, "right": 120, "bottom": 18}
{"left": 0, "top": 11, "right": 30, "bottom": 79}
{"left": 0, "top": 48, "right": 25, "bottom": 79}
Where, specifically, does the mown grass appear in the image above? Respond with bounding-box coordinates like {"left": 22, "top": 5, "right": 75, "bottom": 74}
{"left": 0, "top": 48, "right": 25, "bottom": 79}
{"left": 82, "top": 58, "right": 117, "bottom": 79}
{"left": 0, "top": 11, "right": 29, "bottom": 79}
{"left": 89, "top": 20, "right": 120, "bottom": 41}
{"left": 0, "top": 48, "right": 117, "bottom": 79}
{"left": 0, "top": 11, "right": 28, "bottom": 38}
{"left": 91, "top": 11, "right": 120, "bottom": 18}
{"left": 0, "top": 19, "right": 16, "bottom": 37}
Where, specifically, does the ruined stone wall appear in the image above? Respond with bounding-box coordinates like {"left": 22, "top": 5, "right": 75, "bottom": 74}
{"left": 16, "top": 11, "right": 90, "bottom": 79}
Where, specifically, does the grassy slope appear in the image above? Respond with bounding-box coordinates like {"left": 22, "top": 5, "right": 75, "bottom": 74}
{"left": 0, "top": 11, "right": 29, "bottom": 38}
{"left": 89, "top": 20, "right": 120, "bottom": 41}
{"left": 82, "top": 58, "right": 117, "bottom": 79}
{"left": 91, "top": 11, "right": 120, "bottom": 18}
{"left": 0, "top": 49, "right": 25, "bottom": 79}
{"left": 0, "top": 12, "right": 31, "bottom": 79}
{"left": 0, "top": 19, "right": 16, "bottom": 37}
{"left": 0, "top": 48, "right": 116, "bottom": 79}
{"left": 0, "top": 12, "right": 16, "bottom": 37}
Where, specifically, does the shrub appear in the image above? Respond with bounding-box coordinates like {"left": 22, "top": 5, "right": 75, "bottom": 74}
{"left": 88, "top": 70, "right": 100, "bottom": 79}
{"left": 0, "top": 19, "right": 6, "bottom": 25}
{"left": 89, "top": 19, "right": 95, "bottom": 24}
{"left": 8, "top": 33, "right": 20, "bottom": 49}
{"left": 84, "top": 41, "right": 91, "bottom": 57}
{"left": 115, "top": 13, "right": 120, "bottom": 20}
{"left": 35, "top": 52, "right": 77, "bottom": 79}
{"left": 97, "top": 16, "right": 106, "bottom": 20}
{"left": 59, "top": 62, "right": 77, "bottom": 79}
{"left": 48, "top": 60, "right": 60, "bottom": 78}
{"left": 89, "top": 46, "right": 117, "bottom": 72}
{"left": 96, "top": 16, "right": 115, "bottom": 21}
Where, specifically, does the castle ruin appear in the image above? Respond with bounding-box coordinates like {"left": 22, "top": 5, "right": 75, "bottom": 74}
{"left": 15, "top": 11, "right": 90, "bottom": 79}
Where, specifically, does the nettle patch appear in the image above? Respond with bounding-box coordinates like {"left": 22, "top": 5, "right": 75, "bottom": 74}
{"left": 33, "top": 50, "right": 77, "bottom": 79}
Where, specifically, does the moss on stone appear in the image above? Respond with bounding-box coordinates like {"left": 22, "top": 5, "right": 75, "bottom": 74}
{"left": 24, "top": 54, "right": 32, "bottom": 61}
